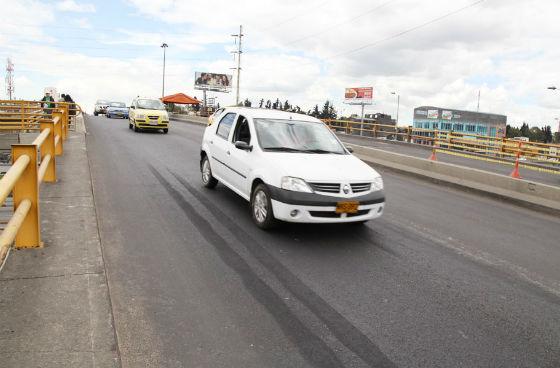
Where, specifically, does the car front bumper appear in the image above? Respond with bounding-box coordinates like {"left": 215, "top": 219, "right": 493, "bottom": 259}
{"left": 107, "top": 111, "right": 128, "bottom": 118}
{"left": 268, "top": 186, "right": 385, "bottom": 223}
{"left": 136, "top": 120, "right": 169, "bottom": 129}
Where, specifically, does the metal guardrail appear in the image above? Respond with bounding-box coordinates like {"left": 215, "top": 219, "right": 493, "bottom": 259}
{"left": 323, "top": 119, "right": 560, "bottom": 168}
{"left": 0, "top": 101, "right": 82, "bottom": 268}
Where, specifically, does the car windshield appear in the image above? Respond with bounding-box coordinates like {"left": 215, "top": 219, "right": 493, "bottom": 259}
{"left": 109, "top": 102, "right": 126, "bottom": 108}
{"left": 97, "top": 100, "right": 109, "bottom": 104}
{"left": 137, "top": 99, "right": 165, "bottom": 110}
{"left": 254, "top": 118, "right": 346, "bottom": 154}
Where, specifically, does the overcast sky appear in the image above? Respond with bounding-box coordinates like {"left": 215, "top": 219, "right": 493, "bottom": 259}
{"left": 1, "top": 0, "right": 559, "bottom": 127}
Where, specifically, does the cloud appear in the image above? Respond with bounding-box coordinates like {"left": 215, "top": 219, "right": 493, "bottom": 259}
{"left": 56, "top": 0, "right": 95, "bottom": 13}
{"left": 2, "top": 0, "right": 559, "bottom": 127}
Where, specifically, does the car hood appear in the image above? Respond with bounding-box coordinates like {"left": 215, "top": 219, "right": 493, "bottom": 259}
{"left": 263, "top": 152, "right": 380, "bottom": 182}
{"left": 135, "top": 109, "right": 167, "bottom": 116}
{"left": 107, "top": 107, "right": 128, "bottom": 112}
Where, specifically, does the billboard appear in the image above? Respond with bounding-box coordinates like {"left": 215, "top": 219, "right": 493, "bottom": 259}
{"left": 442, "top": 110, "right": 453, "bottom": 120}
{"left": 194, "top": 72, "right": 232, "bottom": 92}
{"left": 427, "top": 109, "right": 439, "bottom": 119}
{"left": 344, "top": 87, "right": 373, "bottom": 104}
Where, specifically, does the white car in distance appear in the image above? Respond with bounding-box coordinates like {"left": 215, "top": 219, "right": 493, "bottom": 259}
{"left": 200, "top": 107, "right": 385, "bottom": 229}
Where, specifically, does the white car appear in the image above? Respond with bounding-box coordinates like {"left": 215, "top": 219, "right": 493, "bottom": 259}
{"left": 200, "top": 107, "right": 385, "bottom": 229}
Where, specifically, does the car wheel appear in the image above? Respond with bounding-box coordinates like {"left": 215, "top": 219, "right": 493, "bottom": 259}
{"left": 163, "top": 128, "right": 168, "bottom": 134}
{"left": 94, "top": 112, "right": 98, "bottom": 116}
{"left": 251, "top": 184, "right": 276, "bottom": 230}
{"left": 128, "top": 122, "right": 132, "bottom": 129}
{"left": 134, "top": 123, "right": 139, "bottom": 132}
{"left": 201, "top": 155, "right": 218, "bottom": 189}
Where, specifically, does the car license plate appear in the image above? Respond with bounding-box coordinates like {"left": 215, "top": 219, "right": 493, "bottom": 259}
{"left": 149, "top": 120, "right": 158, "bottom": 125}
{"left": 335, "top": 201, "right": 359, "bottom": 214}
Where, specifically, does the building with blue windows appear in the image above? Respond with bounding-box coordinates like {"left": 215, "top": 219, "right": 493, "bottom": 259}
{"left": 413, "top": 106, "right": 507, "bottom": 137}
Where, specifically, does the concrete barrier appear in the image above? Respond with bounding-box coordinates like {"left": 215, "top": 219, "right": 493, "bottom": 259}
{"left": 350, "top": 144, "right": 560, "bottom": 212}
{"left": 169, "top": 113, "right": 207, "bottom": 126}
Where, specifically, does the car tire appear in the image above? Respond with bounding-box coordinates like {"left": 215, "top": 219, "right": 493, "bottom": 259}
{"left": 163, "top": 128, "right": 168, "bottom": 134}
{"left": 128, "top": 122, "right": 132, "bottom": 129}
{"left": 94, "top": 112, "right": 98, "bottom": 116}
{"left": 251, "top": 184, "right": 277, "bottom": 230}
{"left": 201, "top": 155, "right": 218, "bottom": 189}
{"left": 134, "top": 123, "right": 139, "bottom": 132}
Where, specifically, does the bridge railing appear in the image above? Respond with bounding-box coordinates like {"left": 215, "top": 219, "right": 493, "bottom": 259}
{"left": 0, "top": 101, "right": 78, "bottom": 268}
{"left": 323, "top": 119, "right": 560, "bottom": 167}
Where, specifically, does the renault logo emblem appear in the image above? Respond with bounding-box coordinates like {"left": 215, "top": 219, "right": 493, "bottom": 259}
{"left": 343, "top": 184, "right": 350, "bottom": 194}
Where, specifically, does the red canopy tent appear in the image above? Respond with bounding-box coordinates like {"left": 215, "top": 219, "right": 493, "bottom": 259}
{"left": 161, "top": 93, "right": 201, "bottom": 105}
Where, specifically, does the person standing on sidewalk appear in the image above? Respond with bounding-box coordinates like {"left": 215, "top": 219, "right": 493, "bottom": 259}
{"left": 40, "top": 92, "right": 55, "bottom": 117}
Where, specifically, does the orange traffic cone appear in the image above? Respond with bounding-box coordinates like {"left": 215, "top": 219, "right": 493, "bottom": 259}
{"left": 510, "top": 153, "right": 522, "bottom": 179}
{"left": 428, "top": 147, "right": 437, "bottom": 161}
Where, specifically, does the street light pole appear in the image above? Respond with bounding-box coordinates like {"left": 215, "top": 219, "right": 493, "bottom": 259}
{"left": 161, "top": 43, "right": 168, "bottom": 98}
{"left": 391, "top": 92, "right": 400, "bottom": 125}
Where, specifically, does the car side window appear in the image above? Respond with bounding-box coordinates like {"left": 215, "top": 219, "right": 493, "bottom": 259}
{"left": 216, "top": 113, "right": 236, "bottom": 140}
{"left": 232, "top": 115, "right": 251, "bottom": 144}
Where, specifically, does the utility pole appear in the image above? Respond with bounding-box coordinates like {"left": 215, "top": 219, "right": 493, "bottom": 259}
{"left": 161, "top": 43, "right": 168, "bottom": 98}
{"left": 477, "top": 89, "right": 480, "bottom": 112}
{"left": 6, "top": 58, "right": 14, "bottom": 100}
{"left": 231, "top": 25, "right": 243, "bottom": 106}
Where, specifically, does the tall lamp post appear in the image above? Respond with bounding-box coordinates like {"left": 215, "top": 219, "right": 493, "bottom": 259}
{"left": 548, "top": 87, "right": 559, "bottom": 141}
{"left": 391, "top": 91, "right": 400, "bottom": 125}
{"left": 161, "top": 43, "right": 168, "bottom": 98}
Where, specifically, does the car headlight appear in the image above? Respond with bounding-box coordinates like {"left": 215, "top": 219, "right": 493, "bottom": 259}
{"left": 163, "top": 113, "right": 169, "bottom": 120}
{"left": 136, "top": 114, "right": 145, "bottom": 120}
{"left": 371, "top": 176, "right": 384, "bottom": 191}
{"left": 281, "top": 177, "right": 313, "bottom": 193}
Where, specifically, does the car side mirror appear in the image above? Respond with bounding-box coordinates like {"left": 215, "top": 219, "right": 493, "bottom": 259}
{"left": 235, "top": 141, "right": 252, "bottom": 151}
{"left": 346, "top": 146, "right": 354, "bottom": 153}
{"left": 130, "top": 106, "right": 135, "bottom": 109}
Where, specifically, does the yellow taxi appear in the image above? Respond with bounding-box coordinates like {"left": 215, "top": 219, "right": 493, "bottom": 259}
{"left": 129, "top": 98, "right": 169, "bottom": 133}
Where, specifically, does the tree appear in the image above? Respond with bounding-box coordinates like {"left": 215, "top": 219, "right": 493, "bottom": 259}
{"left": 528, "top": 127, "right": 544, "bottom": 142}
{"left": 283, "top": 100, "right": 291, "bottom": 111}
{"left": 259, "top": 98, "right": 264, "bottom": 108}
{"left": 311, "top": 104, "right": 320, "bottom": 117}
{"left": 520, "top": 122, "right": 530, "bottom": 137}
{"left": 243, "top": 98, "right": 252, "bottom": 107}
{"left": 543, "top": 125, "right": 553, "bottom": 143}
{"left": 506, "top": 124, "right": 520, "bottom": 138}
{"left": 274, "top": 98, "right": 281, "bottom": 110}
{"left": 265, "top": 99, "right": 272, "bottom": 109}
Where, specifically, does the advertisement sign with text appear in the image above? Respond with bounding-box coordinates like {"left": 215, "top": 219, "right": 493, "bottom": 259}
{"left": 427, "top": 109, "right": 439, "bottom": 119}
{"left": 194, "top": 72, "right": 232, "bottom": 92}
{"left": 344, "top": 87, "right": 373, "bottom": 104}
{"left": 442, "top": 110, "right": 453, "bottom": 120}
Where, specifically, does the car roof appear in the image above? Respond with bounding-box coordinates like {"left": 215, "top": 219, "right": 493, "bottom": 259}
{"left": 220, "top": 107, "right": 321, "bottom": 123}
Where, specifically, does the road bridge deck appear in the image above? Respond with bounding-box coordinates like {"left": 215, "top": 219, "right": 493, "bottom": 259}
{"left": 82, "top": 115, "right": 560, "bottom": 367}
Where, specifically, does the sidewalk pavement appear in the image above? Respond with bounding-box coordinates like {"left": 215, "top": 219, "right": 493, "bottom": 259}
{"left": 0, "top": 131, "right": 119, "bottom": 367}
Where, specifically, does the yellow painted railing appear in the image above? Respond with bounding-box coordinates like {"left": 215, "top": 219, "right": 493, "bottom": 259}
{"left": 0, "top": 101, "right": 76, "bottom": 268}
{"left": 323, "top": 119, "right": 560, "bottom": 167}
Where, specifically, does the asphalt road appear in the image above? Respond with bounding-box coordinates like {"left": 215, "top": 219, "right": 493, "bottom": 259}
{"left": 86, "top": 115, "right": 560, "bottom": 368}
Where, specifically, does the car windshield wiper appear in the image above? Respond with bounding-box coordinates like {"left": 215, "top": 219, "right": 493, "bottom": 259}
{"left": 264, "top": 147, "right": 306, "bottom": 152}
{"left": 300, "top": 149, "right": 343, "bottom": 154}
